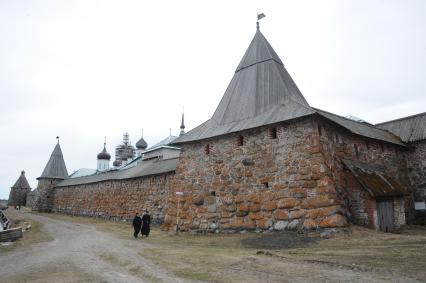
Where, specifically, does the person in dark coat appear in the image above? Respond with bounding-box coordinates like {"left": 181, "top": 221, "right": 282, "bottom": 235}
{"left": 132, "top": 213, "right": 142, "bottom": 238}
{"left": 141, "top": 210, "right": 151, "bottom": 237}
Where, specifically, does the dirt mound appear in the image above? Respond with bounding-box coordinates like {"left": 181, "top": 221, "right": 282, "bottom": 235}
{"left": 242, "top": 231, "right": 320, "bottom": 249}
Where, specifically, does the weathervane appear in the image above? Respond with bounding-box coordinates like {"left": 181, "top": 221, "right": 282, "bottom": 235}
{"left": 56, "top": 136, "right": 60, "bottom": 143}
{"left": 257, "top": 13, "right": 266, "bottom": 30}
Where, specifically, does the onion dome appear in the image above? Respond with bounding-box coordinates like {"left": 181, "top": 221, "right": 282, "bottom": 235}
{"left": 113, "top": 160, "right": 121, "bottom": 167}
{"left": 97, "top": 143, "right": 111, "bottom": 160}
{"left": 136, "top": 137, "right": 148, "bottom": 150}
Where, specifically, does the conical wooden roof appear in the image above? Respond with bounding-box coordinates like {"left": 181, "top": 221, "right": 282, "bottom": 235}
{"left": 174, "top": 29, "right": 314, "bottom": 144}
{"left": 11, "top": 171, "right": 32, "bottom": 189}
{"left": 38, "top": 142, "right": 68, "bottom": 179}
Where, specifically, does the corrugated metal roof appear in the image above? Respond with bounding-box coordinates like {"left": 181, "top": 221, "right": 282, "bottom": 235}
{"left": 11, "top": 171, "right": 32, "bottom": 189}
{"left": 376, "top": 112, "right": 426, "bottom": 142}
{"left": 69, "top": 168, "right": 97, "bottom": 178}
{"left": 314, "top": 108, "right": 405, "bottom": 146}
{"left": 38, "top": 143, "right": 69, "bottom": 180}
{"left": 342, "top": 159, "right": 410, "bottom": 197}
{"left": 148, "top": 135, "right": 178, "bottom": 150}
{"left": 173, "top": 30, "right": 314, "bottom": 144}
{"left": 56, "top": 157, "right": 177, "bottom": 187}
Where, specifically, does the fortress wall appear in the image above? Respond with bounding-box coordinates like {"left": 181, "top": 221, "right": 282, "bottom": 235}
{"left": 8, "top": 188, "right": 30, "bottom": 206}
{"left": 52, "top": 172, "right": 174, "bottom": 223}
{"left": 317, "top": 117, "right": 410, "bottom": 227}
{"left": 406, "top": 140, "right": 426, "bottom": 224}
{"left": 165, "top": 117, "right": 348, "bottom": 232}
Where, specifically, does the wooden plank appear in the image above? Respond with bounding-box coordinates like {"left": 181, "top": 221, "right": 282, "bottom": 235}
{"left": 0, "top": 227, "right": 23, "bottom": 242}
{"left": 377, "top": 200, "right": 394, "bottom": 232}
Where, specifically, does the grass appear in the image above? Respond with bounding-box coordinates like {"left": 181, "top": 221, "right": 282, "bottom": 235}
{"left": 99, "top": 252, "right": 164, "bottom": 282}
{"left": 2, "top": 262, "right": 100, "bottom": 283}
{"left": 34, "top": 212, "right": 426, "bottom": 282}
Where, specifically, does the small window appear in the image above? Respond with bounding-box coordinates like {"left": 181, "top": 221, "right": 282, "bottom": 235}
{"left": 380, "top": 143, "right": 384, "bottom": 153}
{"left": 262, "top": 182, "right": 269, "bottom": 188}
{"left": 318, "top": 125, "right": 322, "bottom": 136}
{"left": 269, "top": 127, "right": 277, "bottom": 139}
{"left": 204, "top": 144, "right": 211, "bottom": 155}
{"left": 210, "top": 191, "right": 216, "bottom": 196}
{"left": 237, "top": 135, "right": 244, "bottom": 146}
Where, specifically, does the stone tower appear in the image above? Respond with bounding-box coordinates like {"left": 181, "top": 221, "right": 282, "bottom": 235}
{"left": 8, "top": 171, "right": 32, "bottom": 206}
{"left": 33, "top": 138, "right": 68, "bottom": 212}
{"left": 97, "top": 138, "right": 111, "bottom": 172}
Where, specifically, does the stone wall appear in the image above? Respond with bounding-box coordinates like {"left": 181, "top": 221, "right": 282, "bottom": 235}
{"left": 32, "top": 178, "right": 61, "bottom": 212}
{"left": 316, "top": 116, "right": 411, "bottom": 227}
{"left": 406, "top": 140, "right": 426, "bottom": 202}
{"left": 52, "top": 173, "right": 174, "bottom": 223}
{"left": 393, "top": 197, "right": 406, "bottom": 228}
{"left": 341, "top": 169, "right": 378, "bottom": 228}
{"left": 165, "top": 117, "right": 348, "bottom": 232}
{"left": 8, "top": 188, "right": 31, "bottom": 206}
{"left": 406, "top": 140, "right": 426, "bottom": 223}
{"left": 26, "top": 190, "right": 37, "bottom": 208}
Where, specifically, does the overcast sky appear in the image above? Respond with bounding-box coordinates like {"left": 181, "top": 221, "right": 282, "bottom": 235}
{"left": 1, "top": 0, "right": 425, "bottom": 199}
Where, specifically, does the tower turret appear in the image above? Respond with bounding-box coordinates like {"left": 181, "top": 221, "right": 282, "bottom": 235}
{"left": 180, "top": 112, "right": 185, "bottom": 136}
{"left": 8, "top": 170, "right": 32, "bottom": 206}
{"left": 97, "top": 137, "right": 111, "bottom": 172}
{"left": 33, "top": 137, "right": 68, "bottom": 212}
{"left": 136, "top": 129, "right": 148, "bottom": 157}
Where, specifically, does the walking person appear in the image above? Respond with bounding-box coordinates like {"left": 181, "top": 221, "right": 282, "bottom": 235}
{"left": 141, "top": 210, "right": 151, "bottom": 237}
{"left": 132, "top": 212, "right": 142, "bottom": 238}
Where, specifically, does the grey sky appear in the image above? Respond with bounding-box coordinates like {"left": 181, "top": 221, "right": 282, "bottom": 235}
{"left": 1, "top": 0, "right": 425, "bottom": 199}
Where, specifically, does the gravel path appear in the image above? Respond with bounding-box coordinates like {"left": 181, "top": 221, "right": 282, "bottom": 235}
{"left": 0, "top": 213, "right": 191, "bottom": 283}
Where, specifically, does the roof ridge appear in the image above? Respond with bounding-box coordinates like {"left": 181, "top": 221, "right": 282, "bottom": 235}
{"left": 375, "top": 111, "right": 426, "bottom": 125}
{"left": 312, "top": 107, "right": 385, "bottom": 131}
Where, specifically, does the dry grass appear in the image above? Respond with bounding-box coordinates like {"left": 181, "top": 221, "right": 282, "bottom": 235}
{"left": 2, "top": 262, "right": 100, "bottom": 283}
{"left": 280, "top": 226, "right": 426, "bottom": 279}
{"left": 35, "top": 212, "right": 426, "bottom": 282}
{"left": 34, "top": 212, "right": 131, "bottom": 239}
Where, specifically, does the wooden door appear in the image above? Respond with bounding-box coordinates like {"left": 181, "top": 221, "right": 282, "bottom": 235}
{"left": 377, "top": 200, "right": 394, "bottom": 232}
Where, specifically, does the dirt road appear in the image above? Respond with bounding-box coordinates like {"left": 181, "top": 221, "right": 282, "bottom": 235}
{"left": 1, "top": 212, "right": 424, "bottom": 282}
{"left": 0, "top": 213, "right": 190, "bottom": 283}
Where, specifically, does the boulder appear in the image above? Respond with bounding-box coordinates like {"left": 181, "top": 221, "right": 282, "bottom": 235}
{"left": 256, "top": 219, "right": 272, "bottom": 229}
{"left": 301, "top": 196, "right": 335, "bottom": 209}
{"left": 289, "top": 209, "right": 305, "bottom": 219}
{"left": 303, "top": 218, "right": 317, "bottom": 230}
{"left": 273, "top": 221, "right": 289, "bottom": 231}
{"left": 277, "top": 198, "right": 299, "bottom": 209}
{"left": 286, "top": 219, "right": 299, "bottom": 231}
{"left": 263, "top": 201, "right": 277, "bottom": 211}
{"left": 319, "top": 214, "right": 348, "bottom": 228}
{"left": 207, "top": 204, "right": 217, "bottom": 213}
{"left": 249, "top": 203, "right": 261, "bottom": 212}
{"left": 273, "top": 209, "right": 289, "bottom": 220}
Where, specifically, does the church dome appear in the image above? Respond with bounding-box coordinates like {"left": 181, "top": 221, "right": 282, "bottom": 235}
{"left": 97, "top": 147, "right": 111, "bottom": 160}
{"left": 136, "top": 137, "right": 148, "bottom": 149}
{"left": 113, "top": 160, "right": 121, "bottom": 167}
